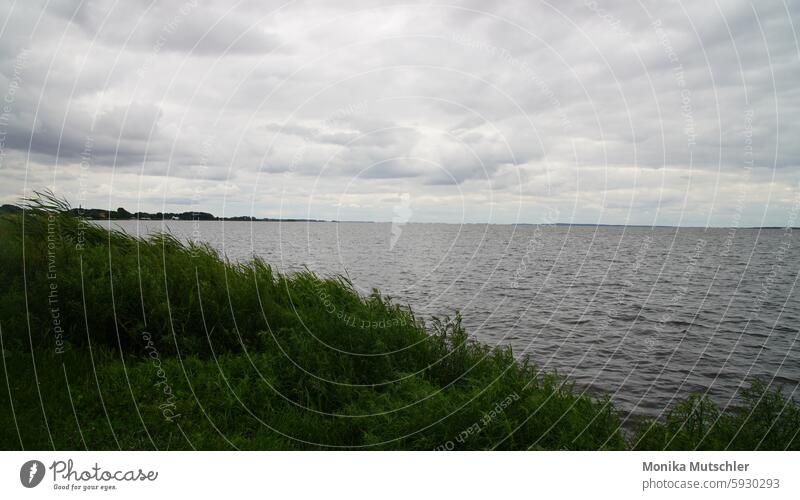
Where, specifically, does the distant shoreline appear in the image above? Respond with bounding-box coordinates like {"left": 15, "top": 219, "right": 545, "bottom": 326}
{"left": 105, "top": 219, "right": 799, "bottom": 230}
{"left": 2, "top": 203, "right": 794, "bottom": 229}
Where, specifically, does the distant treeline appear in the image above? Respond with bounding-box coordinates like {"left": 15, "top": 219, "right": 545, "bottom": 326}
{"left": 0, "top": 203, "right": 326, "bottom": 222}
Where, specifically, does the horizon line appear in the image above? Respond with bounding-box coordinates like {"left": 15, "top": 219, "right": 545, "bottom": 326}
{"left": 3, "top": 203, "right": 794, "bottom": 230}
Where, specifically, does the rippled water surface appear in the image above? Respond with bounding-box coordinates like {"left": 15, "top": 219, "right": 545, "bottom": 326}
{"left": 112, "top": 220, "right": 800, "bottom": 418}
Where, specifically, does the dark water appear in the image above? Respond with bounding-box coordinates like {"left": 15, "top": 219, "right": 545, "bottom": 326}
{"left": 112, "top": 220, "right": 800, "bottom": 419}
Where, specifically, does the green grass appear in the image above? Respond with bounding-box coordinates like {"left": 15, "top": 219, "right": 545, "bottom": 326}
{"left": 0, "top": 192, "right": 797, "bottom": 450}
{"left": 632, "top": 382, "right": 800, "bottom": 450}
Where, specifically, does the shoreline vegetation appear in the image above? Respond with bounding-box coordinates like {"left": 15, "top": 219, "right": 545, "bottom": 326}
{"left": 0, "top": 193, "right": 798, "bottom": 450}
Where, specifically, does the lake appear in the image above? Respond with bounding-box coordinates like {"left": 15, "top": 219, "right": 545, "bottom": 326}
{"left": 110, "top": 220, "right": 800, "bottom": 420}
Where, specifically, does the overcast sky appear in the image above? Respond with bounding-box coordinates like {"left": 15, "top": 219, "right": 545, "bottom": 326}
{"left": 0, "top": 0, "right": 798, "bottom": 225}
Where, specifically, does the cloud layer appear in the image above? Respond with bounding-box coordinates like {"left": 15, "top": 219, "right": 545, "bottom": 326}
{"left": 0, "top": 0, "right": 798, "bottom": 225}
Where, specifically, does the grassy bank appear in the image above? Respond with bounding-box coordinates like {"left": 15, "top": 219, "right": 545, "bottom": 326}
{"left": 0, "top": 194, "right": 797, "bottom": 450}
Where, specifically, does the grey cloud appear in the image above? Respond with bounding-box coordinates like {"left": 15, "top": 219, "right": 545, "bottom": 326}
{"left": 0, "top": 0, "right": 797, "bottom": 224}
{"left": 54, "top": 0, "right": 282, "bottom": 55}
